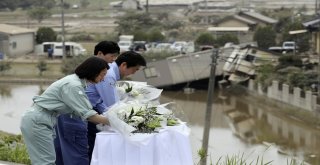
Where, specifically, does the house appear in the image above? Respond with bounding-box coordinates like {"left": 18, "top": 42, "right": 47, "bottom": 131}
{"left": 0, "top": 24, "right": 35, "bottom": 57}
{"left": 214, "top": 11, "right": 278, "bottom": 29}
{"left": 222, "top": 45, "right": 280, "bottom": 83}
{"left": 207, "top": 26, "right": 251, "bottom": 43}
{"left": 237, "top": 11, "right": 278, "bottom": 27}
{"left": 214, "top": 15, "right": 257, "bottom": 30}
{"left": 303, "top": 18, "right": 320, "bottom": 54}
{"left": 209, "top": 12, "right": 278, "bottom": 43}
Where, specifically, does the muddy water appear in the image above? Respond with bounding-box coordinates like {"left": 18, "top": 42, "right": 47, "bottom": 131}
{"left": 1, "top": 84, "right": 319, "bottom": 164}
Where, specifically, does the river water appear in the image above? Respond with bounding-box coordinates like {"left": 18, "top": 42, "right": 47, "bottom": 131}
{"left": 0, "top": 84, "right": 319, "bottom": 165}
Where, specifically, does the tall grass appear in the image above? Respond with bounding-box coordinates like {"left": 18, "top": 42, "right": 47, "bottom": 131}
{"left": 0, "top": 134, "right": 31, "bottom": 165}
{"left": 197, "top": 148, "right": 307, "bottom": 165}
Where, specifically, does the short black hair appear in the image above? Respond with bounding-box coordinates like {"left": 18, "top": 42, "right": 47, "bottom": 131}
{"left": 115, "top": 51, "right": 147, "bottom": 68}
{"left": 75, "top": 56, "right": 109, "bottom": 81}
{"left": 94, "top": 41, "right": 120, "bottom": 55}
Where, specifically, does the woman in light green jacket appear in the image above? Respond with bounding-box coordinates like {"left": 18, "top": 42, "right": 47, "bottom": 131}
{"left": 20, "top": 56, "right": 110, "bottom": 165}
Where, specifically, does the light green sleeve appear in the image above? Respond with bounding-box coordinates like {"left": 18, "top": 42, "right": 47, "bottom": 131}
{"left": 61, "top": 84, "right": 97, "bottom": 120}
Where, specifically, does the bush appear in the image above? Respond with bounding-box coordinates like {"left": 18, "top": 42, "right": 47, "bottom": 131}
{"left": 277, "top": 55, "right": 303, "bottom": 69}
{"left": 0, "top": 134, "right": 31, "bottom": 165}
{"left": 148, "top": 30, "right": 165, "bottom": 42}
{"left": 215, "top": 34, "right": 239, "bottom": 47}
{"left": 195, "top": 33, "right": 215, "bottom": 46}
{"left": 253, "top": 26, "right": 276, "bottom": 49}
{"left": 36, "top": 60, "right": 48, "bottom": 76}
{"left": 0, "top": 61, "right": 11, "bottom": 75}
{"left": 36, "top": 27, "right": 57, "bottom": 44}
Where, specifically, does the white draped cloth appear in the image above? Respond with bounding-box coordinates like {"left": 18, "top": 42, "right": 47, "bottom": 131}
{"left": 91, "top": 124, "right": 193, "bottom": 165}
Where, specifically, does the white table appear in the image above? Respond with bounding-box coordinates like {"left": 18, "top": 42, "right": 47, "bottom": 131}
{"left": 91, "top": 125, "right": 193, "bottom": 165}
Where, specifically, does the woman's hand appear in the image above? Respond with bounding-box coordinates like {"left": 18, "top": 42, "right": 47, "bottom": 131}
{"left": 87, "top": 114, "right": 110, "bottom": 125}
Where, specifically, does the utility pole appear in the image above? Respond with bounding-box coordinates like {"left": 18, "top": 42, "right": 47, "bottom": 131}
{"left": 316, "top": 0, "right": 319, "bottom": 15}
{"left": 146, "top": 0, "right": 149, "bottom": 13}
{"left": 204, "top": 0, "right": 208, "bottom": 24}
{"left": 61, "top": 0, "right": 66, "bottom": 59}
{"left": 200, "top": 48, "right": 218, "bottom": 165}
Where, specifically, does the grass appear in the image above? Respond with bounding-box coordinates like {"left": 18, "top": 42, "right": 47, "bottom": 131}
{"left": 0, "top": 133, "right": 31, "bottom": 165}
{"left": 197, "top": 148, "right": 307, "bottom": 165}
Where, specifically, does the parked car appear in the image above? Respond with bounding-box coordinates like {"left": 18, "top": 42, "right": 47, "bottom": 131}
{"left": 129, "top": 41, "right": 147, "bottom": 53}
{"left": 282, "top": 41, "right": 298, "bottom": 54}
{"left": 199, "top": 45, "right": 214, "bottom": 51}
{"left": 170, "top": 41, "right": 187, "bottom": 53}
{"left": 268, "top": 46, "right": 283, "bottom": 54}
{"left": 155, "top": 43, "right": 172, "bottom": 51}
{"left": 170, "top": 41, "right": 195, "bottom": 53}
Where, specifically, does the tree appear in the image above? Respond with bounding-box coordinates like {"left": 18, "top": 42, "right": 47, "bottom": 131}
{"left": 133, "top": 30, "right": 149, "bottom": 41}
{"left": 17, "top": 0, "right": 36, "bottom": 10}
{"left": 148, "top": 30, "right": 165, "bottom": 42}
{"left": 116, "top": 12, "right": 161, "bottom": 35}
{"left": 0, "top": 61, "right": 11, "bottom": 75}
{"left": 255, "top": 64, "right": 276, "bottom": 91}
{"left": 195, "top": 33, "right": 215, "bottom": 46}
{"left": 162, "top": 21, "right": 184, "bottom": 30}
{"left": 36, "top": 60, "right": 48, "bottom": 76}
{"left": 0, "top": 0, "right": 18, "bottom": 11}
{"left": 216, "top": 34, "right": 239, "bottom": 47}
{"left": 33, "top": 0, "right": 56, "bottom": 9}
{"left": 80, "top": 0, "right": 90, "bottom": 8}
{"left": 253, "top": 26, "right": 276, "bottom": 49}
{"left": 36, "top": 27, "right": 57, "bottom": 44}
{"left": 27, "top": 7, "right": 51, "bottom": 23}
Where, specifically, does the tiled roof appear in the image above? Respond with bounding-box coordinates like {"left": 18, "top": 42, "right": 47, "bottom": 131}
{"left": 240, "top": 11, "right": 278, "bottom": 24}
{"left": 303, "top": 18, "right": 320, "bottom": 27}
{"left": 233, "top": 15, "right": 257, "bottom": 25}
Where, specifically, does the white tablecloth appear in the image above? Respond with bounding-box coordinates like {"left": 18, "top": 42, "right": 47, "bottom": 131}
{"left": 91, "top": 126, "right": 193, "bottom": 165}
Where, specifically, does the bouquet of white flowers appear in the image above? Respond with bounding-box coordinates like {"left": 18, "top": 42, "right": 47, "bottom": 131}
{"left": 116, "top": 81, "right": 163, "bottom": 103}
{"left": 100, "top": 101, "right": 181, "bottom": 136}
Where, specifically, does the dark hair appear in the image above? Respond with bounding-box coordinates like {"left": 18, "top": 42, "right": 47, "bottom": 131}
{"left": 75, "top": 57, "right": 109, "bottom": 81}
{"left": 115, "top": 51, "right": 146, "bottom": 68}
{"left": 94, "top": 41, "right": 120, "bottom": 55}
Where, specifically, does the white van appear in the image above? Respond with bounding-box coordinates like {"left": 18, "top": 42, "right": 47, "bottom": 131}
{"left": 282, "top": 41, "right": 297, "bottom": 53}
{"left": 35, "top": 42, "right": 87, "bottom": 57}
{"left": 118, "top": 41, "right": 132, "bottom": 52}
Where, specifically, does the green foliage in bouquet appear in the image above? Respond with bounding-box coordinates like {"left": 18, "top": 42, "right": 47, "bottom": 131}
{"left": 167, "top": 118, "right": 178, "bottom": 126}
{"left": 117, "top": 104, "right": 180, "bottom": 134}
{"left": 130, "top": 106, "right": 162, "bottom": 133}
{"left": 125, "top": 85, "right": 133, "bottom": 93}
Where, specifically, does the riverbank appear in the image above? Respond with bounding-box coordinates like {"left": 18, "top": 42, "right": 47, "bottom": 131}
{"left": 0, "top": 55, "right": 63, "bottom": 84}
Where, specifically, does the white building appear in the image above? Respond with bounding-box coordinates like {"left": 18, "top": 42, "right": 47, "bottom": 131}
{"left": 0, "top": 24, "right": 35, "bottom": 57}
